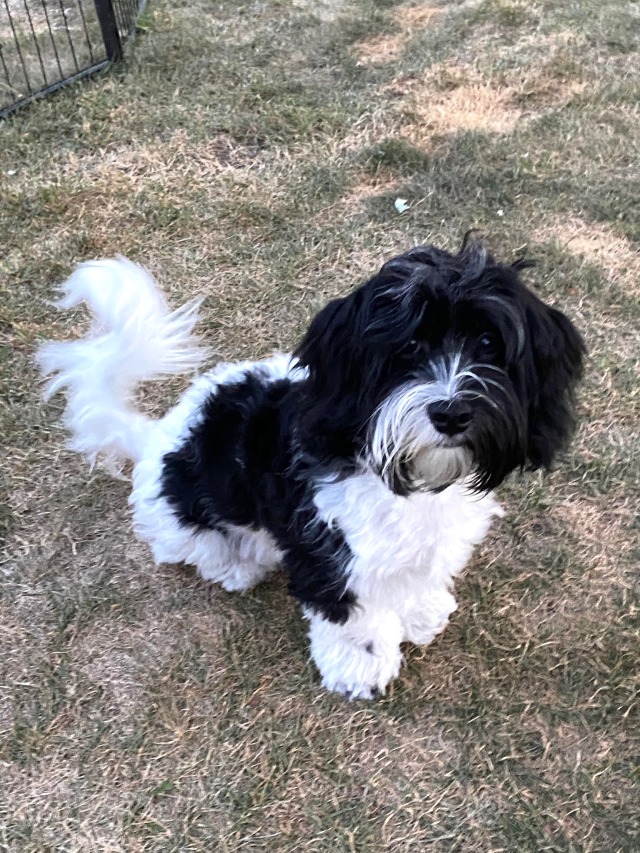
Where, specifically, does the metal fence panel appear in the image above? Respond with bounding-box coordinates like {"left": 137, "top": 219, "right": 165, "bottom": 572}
{"left": 0, "top": 0, "right": 144, "bottom": 117}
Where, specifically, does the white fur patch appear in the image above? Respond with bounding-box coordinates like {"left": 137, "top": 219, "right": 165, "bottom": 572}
{"left": 308, "top": 472, "right": 503, "bottom": 697}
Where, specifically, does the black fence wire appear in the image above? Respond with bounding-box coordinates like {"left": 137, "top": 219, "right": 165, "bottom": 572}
{"left": 1, "top": 0, "right": 145, "bottom": 118}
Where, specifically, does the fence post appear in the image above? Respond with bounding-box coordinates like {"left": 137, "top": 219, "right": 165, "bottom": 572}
{"left": 94, "top": 0, "right": 122, "bottom": 62}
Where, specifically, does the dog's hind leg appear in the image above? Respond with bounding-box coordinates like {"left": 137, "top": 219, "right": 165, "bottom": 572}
{"left": 145, "top": 521, "right": 279, "bottom": 592}
{"left": 195, "top": 542, "right": 278, "bottom": 591}
{"left": 194, "top": 526, "right": 283, "bottom": 592}
{"left": 155, "top": 524, "right": 280, "bottom": 593}
{"left": 131, "top": 475, "right": 281, "bottom": 591}
{"left": 133, "top": 495, "right": 282, "bottom": 591}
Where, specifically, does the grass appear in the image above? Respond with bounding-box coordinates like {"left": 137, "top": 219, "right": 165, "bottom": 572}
{"left": 1, "top": 0, "right": 639, "bottom": 850}
{"left": 1, "top": 0, "right": 106, "bottom": 111}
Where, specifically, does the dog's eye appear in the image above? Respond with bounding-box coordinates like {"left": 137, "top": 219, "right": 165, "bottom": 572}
{"left": 405, "top": 339, "right": 422, "bottom": 356}
{"left": 477, "top": 332, "right": 499, "bottom": 357}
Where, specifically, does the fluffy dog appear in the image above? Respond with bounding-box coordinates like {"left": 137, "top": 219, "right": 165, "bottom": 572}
{"left": 37, "top": 239, "right": 585, "bottom": 698}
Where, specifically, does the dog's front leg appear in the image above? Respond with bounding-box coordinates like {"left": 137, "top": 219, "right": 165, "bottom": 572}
{"left": 305, "top": 605, "right": 404, "bottom": 700}
{"left": 401, "top": 588, "right": 458, "bottom": 646}
{"left": 283, "top": 509, "right": 403, "bottom": 698}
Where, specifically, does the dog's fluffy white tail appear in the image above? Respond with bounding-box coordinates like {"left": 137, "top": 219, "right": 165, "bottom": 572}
{"left": 36, "top": 257, "right": 208, "bottom": 470}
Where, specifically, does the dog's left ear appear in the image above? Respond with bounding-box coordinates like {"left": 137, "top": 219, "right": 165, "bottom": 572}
{"left": 525, "top": 302, "right": 586, "bottom": 470}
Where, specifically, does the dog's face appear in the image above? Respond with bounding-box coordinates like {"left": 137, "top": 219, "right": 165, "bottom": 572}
{"left": 295, "top": 241, "right": 585, "bottom": 494}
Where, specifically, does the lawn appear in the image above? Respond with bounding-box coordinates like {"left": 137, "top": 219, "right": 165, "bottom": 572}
{"left": 1, "top": 0, "right": 639, "bottom": 850}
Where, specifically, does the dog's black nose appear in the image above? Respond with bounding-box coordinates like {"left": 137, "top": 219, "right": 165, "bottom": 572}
{"left": 428, "top": 400, "right": 473, "bottom": 436}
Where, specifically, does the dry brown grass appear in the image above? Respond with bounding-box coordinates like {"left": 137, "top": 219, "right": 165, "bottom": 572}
{"left": 534, "top": 216, "right": 640, "bottom": 295}
{"left": 386, "top": 50, "right": 588, "bottom": 147}
{"left": 1, "top": 0, "right": 639, "bottom": 850}
{"left": 411, "top": 78, "right": 522, "bottom": 135}
{"left": 354, "top": 3, "right": 441, "bottom": 65}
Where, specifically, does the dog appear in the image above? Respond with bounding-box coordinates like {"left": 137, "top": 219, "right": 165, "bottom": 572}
{"left": 37, "top": 238, "right": 585, "bottom": 699}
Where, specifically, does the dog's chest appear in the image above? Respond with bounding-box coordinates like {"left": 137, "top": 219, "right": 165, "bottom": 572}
{"left": 313, "top": 472, "right": 500, "bottom": 587}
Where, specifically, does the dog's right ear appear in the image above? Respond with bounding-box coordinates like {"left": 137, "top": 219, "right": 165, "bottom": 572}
{"left": 294, "top": 295, "right": 369, "bottom": 449}
{"left": 295, "top": 295, "right": 361, "bottom": 393}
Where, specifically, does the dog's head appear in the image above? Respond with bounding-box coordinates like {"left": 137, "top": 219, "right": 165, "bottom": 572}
{"left": 295, "top": 238, "right": 585, "bottom": 494}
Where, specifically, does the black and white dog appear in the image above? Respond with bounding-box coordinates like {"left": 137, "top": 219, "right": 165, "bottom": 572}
{"left": 37, "top": 239, "right": 585, "bottom": 698}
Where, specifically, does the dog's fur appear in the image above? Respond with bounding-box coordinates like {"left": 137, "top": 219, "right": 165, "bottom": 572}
{"left": 37, "top": 241, "right": 585, "bottom": 698}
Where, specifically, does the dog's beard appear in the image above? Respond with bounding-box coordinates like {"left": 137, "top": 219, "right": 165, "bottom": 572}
{"left": 410, "top": 444, "right": 473, "bottom": 491}
{"left": 367, "top": 381, "right": 474, "bottom": 494}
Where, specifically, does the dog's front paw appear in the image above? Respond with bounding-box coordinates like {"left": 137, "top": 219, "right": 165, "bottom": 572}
{"left": 401, "top": 589, "right": 457, "bottom": 645}
{"left": 308, "top": 611, "right": 404, "bottom": 700}
{"left": 321, "top": 676, "right": 385, "bottom": 701}
{"left": 319, "top": 643, "right": 402, "bottom": 700}
{"left": 327, "top": 682, "right": 379, "bottom": 701}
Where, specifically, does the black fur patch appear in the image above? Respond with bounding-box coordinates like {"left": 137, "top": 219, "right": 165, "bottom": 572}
{"left": 160, "top": 371, "right": 356, "bottom": 623}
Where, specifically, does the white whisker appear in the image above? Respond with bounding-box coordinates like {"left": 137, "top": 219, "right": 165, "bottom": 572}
{"left": 457, "top": 388, "right": 501, "bottom": 411}
{"left": 368, "top": 379, "right": 473, "bottom": 490}
{"left": 456, "top": 369, "right": 505, "bottom": 395}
